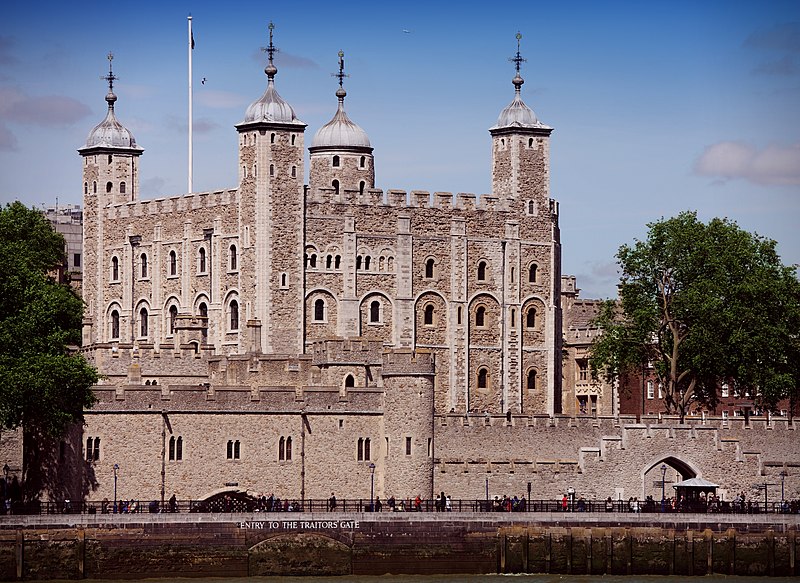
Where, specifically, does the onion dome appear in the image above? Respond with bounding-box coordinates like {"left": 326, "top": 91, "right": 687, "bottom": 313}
{"left": 310, "top": 51, "right": 371, "bottom": 150}
{"left": 490, "top": 33, "right": 551, "bottom": 133}
{"left": 238, "top": 23, "right": 305, "bottom": 128}
{"left": 81, "top": 54, "right": 142, "bottom": 152}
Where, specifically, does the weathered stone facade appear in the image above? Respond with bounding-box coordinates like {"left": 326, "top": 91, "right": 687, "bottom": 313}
{"left": 24, "top": 31, "right": 794, "bottom": 508}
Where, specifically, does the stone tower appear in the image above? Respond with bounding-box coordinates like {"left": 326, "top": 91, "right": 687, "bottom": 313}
{"left": 234, "top": 23, "right": 307, "bottom": 355}
{"left": 308, "top": 52, "right": 374, "bottom": 339}
{"left": 78, "top": 53, "right": 143, "bottom": 346}
{"left": 488, "top": 34, "right": 562, "bottom": 415}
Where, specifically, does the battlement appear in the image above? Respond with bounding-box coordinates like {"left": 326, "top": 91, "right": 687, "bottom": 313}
{"left": 382, "top": 348, "right": 435, "bottom": 376}
{"left": 104, "top": 189, "right": 239, "bottom": 220}
{"left": 310, "top": 338, "right": 385, "bottom": 366}
{"left": 305, "top": 185, "right": 520, "bottom": 214}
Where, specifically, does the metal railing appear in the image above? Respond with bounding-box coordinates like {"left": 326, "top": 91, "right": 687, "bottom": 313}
{"left": 1, "top": 498, "right": 798, "bottom": 516}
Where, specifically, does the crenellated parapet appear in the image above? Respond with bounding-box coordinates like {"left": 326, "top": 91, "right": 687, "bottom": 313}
{"left": 382, "top": 348, "right": 434, "bottom": 376}
{"left": 104, "top": 189, "right": 238, "bottom": 220}
{"left": 310, "top": 338, "right": 385, "bottom": 366}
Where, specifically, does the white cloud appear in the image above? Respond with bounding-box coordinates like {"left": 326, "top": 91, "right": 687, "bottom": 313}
{"left": 692, "top": 141, "right": 800, "bottom": 187}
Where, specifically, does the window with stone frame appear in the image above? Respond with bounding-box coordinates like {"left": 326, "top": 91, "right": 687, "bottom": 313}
{"left": 369, "top": 300, "right": 381, "bottom": 323}
{"left": 477, "top": 261, "right": 488, "bottom": 281}
{"left": 229, "top": 300, "right": 239, "bottom": 331}
{"left": 477, "top": 367, "right": 489, "bottom": 389}
{"left": 110, "top": 310, "right": 120, "bottom": 340}
{"left": 425, "top": 257, "right": 435, "bottom": 279}
{"left": 226, "top": 439, "right": 241, "bottom": 460}
{"left": 475, "top": 306, "right": 486, "bottom": 327}
{"left": 169, "top": 251, "right": 177, "bottom": 276}
{"left": 169, "top": 436, "right": 183, "bottom": 461}
{"left": 424, "top": 304, "right": 435, "bottom": 326}
{"left": 313, "top": 298, "right": 326, "bottom": 322}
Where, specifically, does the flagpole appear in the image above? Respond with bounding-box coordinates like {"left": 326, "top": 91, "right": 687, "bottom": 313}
{"left": 188, "top": 15, "right": 193, "bottom": 194}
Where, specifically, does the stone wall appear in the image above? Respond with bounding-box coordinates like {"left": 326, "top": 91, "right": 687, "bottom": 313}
{"left": 0, "top": 514, "right": 797, "bottom": 579}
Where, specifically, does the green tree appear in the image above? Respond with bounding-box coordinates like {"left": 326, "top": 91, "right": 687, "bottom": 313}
{"left": 0, "top": 202, "right": 97, "bottom": 438}
{"left": 590, "top": 211, "right": 800, "bottom": 419}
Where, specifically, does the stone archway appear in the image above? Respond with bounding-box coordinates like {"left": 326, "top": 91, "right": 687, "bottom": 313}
{"left": 249, "top": 532, "right": 351, "bottom": 576}
{"left": 642, "top": 455, "right": 699, "bottom": 502}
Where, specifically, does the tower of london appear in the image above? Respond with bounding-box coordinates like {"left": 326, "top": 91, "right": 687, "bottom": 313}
{"left": 67, "top": 27, "right": 798, "bottom": 506}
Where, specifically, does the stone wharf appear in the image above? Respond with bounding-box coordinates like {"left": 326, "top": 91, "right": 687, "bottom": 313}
{"left": 0, "top": 513, "right": 798, "bottom": 579}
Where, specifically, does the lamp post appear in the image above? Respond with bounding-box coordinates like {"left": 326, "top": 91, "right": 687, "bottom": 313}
{"left": 369, "top": 463, "right": 376, "bottom": 512}
{"left": 113, "top": 464, "right": 119, "bottom": 513}
{"left": 780, "top": 471, "right": 788, "bottom": 506}
{"left": 661, "top": 464, "right": 667, "bottom": 512}
{"left": 2, "top": 464, "right": 8, "bottom": 514}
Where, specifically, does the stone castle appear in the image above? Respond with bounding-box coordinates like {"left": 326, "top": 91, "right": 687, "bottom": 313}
{"left": 16, "top": 27, "right": 797, "bottom": 507}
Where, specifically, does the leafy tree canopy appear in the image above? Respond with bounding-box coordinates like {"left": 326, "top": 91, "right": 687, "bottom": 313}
{"left": 590, "top": 211, "right": 800, "bottom": 418}
{"left": 0, "top": 202, "right": 97, "bottom": 436}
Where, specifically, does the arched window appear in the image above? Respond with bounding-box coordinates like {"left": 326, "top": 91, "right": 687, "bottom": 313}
{"left": 528, "top": 264, "right": 538, "bottom": 283}
{"left": 229, "top": 300, "right": 239, "bottom": 331}
{"left": 379, "top": 256, "right": 385, "bottom": 271}
{"left": 364, "top": 256, "right": 371, "bottom": 270}
{"left": 269, "top": 164, "right": 274, "bottom": 176}
{"left": 364, "top": 438, "right": 371, "bottom": 461}
{"left": 425, "top": 258, "right": 435, "bottom": 279}
{"left": 291, "top": 165, "right": 296, "bottom": 177}
{"left": 291, "top": 134, "right": 296, "bottom": 145}
{"left": 169, "top": 305, "right": 178, "bottom": 335}
{"left": 229, "top": 245, "right": 237, "bottom": 271}
{"left": 457, "top": 306, "right": 463, "bottom": 325}
{"left": 527, "top": 369, "right": 537, "bottom": 391}
{"left": 360, "top": 155, "right": 366, "bottom": 168}
{"left": 270, "top": 133, "right": 275, "bottom": 143}
{"left": 314, "top": 298, "right": 325, "bottom": 322}
{"left": 529, "top": 138, "right": 534, "bottom": 147}
{"left": 139, "top": 307, "right": 148, "bottom": 337}
{"left": 106, "top": 181, "right": 113, "bottom": 193}
{"left": 140, "top": 253, "right": 148, "bottom": 278}
{"left": 84, "top": 182, "right": 88, "bottom": 194}
{"left": 477, "top": 261, "right": 487, "bottom": 281}
{"left": 510, "top": 308, "right": 516, "bottom": 328}
{"left": 198, "top": 247, "right": 207, "bottom": 273}
{"left": 111, "top": 256, "right": 119, "bottom": 280}
{"left": 309, "top": 254, "right": 317, "bottom": 268}
{"left": 286, "top": 436, "right": 292, "bottom": 460}
{"left": 477, "top": 368, "right": 488, "bottom": 389}
{"left": 120, "top": 181, "right": 126, "bottom": 194}
{"left": 356, "top": 255, "right": 362, "bottom": 270}
{"left": 334, "top": 255, "right": 341, "bottom": 269}
{"left": 424, "top": 304, "right": 434, "bottom": 326}
{"left": 475, "top": 306, "right": 486, "bottom": 327}
{"left": 281, "top": 273, "right": 287, "bottom": 287}
{"left": 110, "top": 310, "right": 120, "bottom": 339}
{"left": 526, "top": 308, "right": 536, "bottom": 329}
{"left": 527, "top": 200, "right": 535, "bottom": 215}
{"left": 332, "top": 179, "right": 340, "bottom": 195}
{"left": 279, "top": 436, "right": 285, "bottom": 461}
{"left": 332, "top": 155, "right": 340, "bottom": 167}
{"left": 370, "top": 300, "right": 380, "bottom": 323}
{"left": 93, "top": 181, "right": 97, "bottom": 194}
{"left": 358, "top": 438, "right": 364, "bottom": 461}
{"left": 169, "top": 251, "right": 177, "bottom": 276}
{"left": 345, "top": 374, "right": 355, "bottom": 388}
{"left": 359, "top": 181, "right": 365, "bottom": 195}
{"left": 199, "top": 302, "right": 208, "bottom": 339}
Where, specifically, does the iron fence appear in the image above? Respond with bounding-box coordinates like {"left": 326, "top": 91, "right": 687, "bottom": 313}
{"left": 1, "top": 497, "right": 798, "bottom": 516}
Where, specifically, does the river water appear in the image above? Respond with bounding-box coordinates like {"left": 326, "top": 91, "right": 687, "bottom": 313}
{"left": 29, "top": 576, "right": 799, "bottom": 582}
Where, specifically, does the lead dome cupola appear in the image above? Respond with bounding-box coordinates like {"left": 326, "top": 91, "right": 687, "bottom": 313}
{"left": 490, "top": 33, "right": 551, "bottom": 132}
{"left": 310, "top": 51, "right": 371, "bottom": 150}
{"left": 82, "top": 54, "right": 142, "bottom": 152}
{"left": 239, "top": 23, "right": 304, "bottom": 128}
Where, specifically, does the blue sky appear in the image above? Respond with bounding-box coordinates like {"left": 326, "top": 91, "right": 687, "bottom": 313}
{"left": 1, "top": 0, "right": 798, "bottom": 298}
